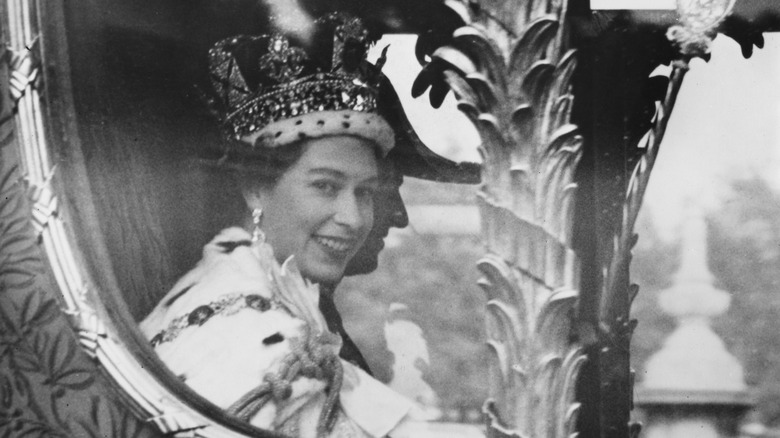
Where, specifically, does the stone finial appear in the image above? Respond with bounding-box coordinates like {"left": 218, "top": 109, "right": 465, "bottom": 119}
{"left": 644, "top": 202, "right": 746, "bottom": 392}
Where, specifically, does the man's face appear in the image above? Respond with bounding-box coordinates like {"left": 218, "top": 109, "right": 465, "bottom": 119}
{"left": 343, "top": 161, "right": 408, "bottom": 276}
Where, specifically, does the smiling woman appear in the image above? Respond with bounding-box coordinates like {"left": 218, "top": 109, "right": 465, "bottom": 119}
{"left": 135, "top": 14, "right": 422, "bottom": 437}
{"left": 239, "top": 137, "right": 381, "bottom": 285}
{"left": 139, "top": 134, "right": 402, "bottom": 436}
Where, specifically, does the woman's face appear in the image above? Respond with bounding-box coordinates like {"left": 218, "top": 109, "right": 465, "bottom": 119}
{"left": 246, "top": 136, "right": 380, "bottom": 284}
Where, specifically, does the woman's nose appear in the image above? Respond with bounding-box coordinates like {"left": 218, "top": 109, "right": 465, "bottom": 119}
{"left": 333, "top": 192, "right": 368, "bottom": 230}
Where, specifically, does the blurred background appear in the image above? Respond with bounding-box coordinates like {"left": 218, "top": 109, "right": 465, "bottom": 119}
{"left": 632, "top": 33, "right": 780, "bottom": 436}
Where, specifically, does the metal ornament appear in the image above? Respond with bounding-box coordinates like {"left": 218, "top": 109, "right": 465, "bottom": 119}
{"left": 667, "top": 0, "right": 737, "bottom": 57}
{"left": 596, "top": 4, "right": 737, "bottom": 435}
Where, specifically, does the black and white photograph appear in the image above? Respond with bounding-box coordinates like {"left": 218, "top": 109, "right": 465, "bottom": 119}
{"left": 0, "top": 1, "right": 779, "bottom": 437}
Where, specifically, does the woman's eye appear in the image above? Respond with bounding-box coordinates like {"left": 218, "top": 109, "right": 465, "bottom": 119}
{"left": 312, "top": 181, "right": 339, "bottom": 195}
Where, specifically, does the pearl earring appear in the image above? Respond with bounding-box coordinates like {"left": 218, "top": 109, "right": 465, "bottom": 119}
{"left": 251, "top": 208, "right": 265, "bottom": 243}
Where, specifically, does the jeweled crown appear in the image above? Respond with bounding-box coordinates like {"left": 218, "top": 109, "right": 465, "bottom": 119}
{"left": 207, "top": 13, "right": 387, "bottom": 144}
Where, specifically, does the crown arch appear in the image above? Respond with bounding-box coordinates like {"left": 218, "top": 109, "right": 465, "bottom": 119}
{"left": 1, "top": 0, "right": 779, "bottom": 438}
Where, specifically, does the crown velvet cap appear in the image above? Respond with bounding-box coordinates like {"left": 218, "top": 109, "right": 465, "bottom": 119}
{"left": 208, "top": 14, "right": 395, "bottom": 156}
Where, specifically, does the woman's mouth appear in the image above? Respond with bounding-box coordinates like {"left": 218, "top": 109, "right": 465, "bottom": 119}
{"left": 313, "top": 236, "right": 356, "bottom": 255}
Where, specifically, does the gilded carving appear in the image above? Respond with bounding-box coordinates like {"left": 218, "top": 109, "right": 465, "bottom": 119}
{"left": 413, "top": 1, "right": 584, "bottom": 436}
{"left": 0, "top": 2, "right": 159, "bottom": 437}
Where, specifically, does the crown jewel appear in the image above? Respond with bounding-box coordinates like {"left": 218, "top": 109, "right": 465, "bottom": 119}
{"left": 207, "top": 13, "right": 387, "bottom": 144}
{"left": 258, "top": 35, "right": 307, "bottom": 83}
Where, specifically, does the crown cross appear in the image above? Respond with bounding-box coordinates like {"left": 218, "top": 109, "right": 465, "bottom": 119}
{"left": 331, "top": 17, "right": 370, "bottom": 75}
{"left": 258, "top": 35, "right": 307, "bottom": 83}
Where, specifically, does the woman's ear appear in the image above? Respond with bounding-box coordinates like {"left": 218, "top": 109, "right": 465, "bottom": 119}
{"left": 237, "top": 171, "right": 271, "bottom": 213}
{"left": 241, "top": 188, "right": 265, "bottom": 213}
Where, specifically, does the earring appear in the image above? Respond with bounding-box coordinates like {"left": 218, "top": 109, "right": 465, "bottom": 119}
{"left": 251, "top": 208, "right": 265, "bottom": 243}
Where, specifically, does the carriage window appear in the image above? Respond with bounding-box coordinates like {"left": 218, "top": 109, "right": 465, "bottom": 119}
{"left": 60, "top": 2, "right": 487, "bottom": 434}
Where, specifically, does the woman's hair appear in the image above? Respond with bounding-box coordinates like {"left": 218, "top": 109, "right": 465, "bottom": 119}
{"left": 229, "top": 138, "right": 308, "bottom": 194}
{"left": 230, "top": 135, "right": 385, "bottom": 194}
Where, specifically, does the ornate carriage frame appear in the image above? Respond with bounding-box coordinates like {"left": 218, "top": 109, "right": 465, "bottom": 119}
{"left": 0, "top": 0, "right": 775, "bottom": 437}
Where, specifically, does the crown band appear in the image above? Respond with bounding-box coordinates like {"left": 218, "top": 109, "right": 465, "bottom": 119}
{"left": 224, "top": 74, "right": 378, "bottom": 142}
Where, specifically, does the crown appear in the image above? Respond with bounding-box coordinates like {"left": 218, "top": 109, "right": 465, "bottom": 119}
{"left": 207, "top": 13, "right": 393, "bottom": 153}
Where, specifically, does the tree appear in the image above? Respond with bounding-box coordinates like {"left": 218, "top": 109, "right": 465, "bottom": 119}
{"left": 708, "top": 177, "right": 780, "bottom": 426}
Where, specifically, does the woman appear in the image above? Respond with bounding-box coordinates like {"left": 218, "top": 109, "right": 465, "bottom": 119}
{"left": 141, "top": 13, "right": 419, "bottom": 438}
{"left": 142, "top": 137, "right": 413, "bottom": 438}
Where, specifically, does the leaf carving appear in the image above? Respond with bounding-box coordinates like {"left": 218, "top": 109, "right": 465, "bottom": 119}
{"left": 418, "top": 2, "right": 585, "bottom": 436}
{"left": 465, "top": 73, "right": 501, "bottom": 112}
{"left": 508, "top": 18, "right": 559, "bottom": 82}
{"left": 443, "top": 70, "right": 481, "bottom": 115}
{"left": 452, "top": 27, "right": 508, "bottom": 91}
{"left": 432, "top": 45, "right": 479, "bottom": 76}
{"left": 521, "top": 62, "right": 555, "bottom": 109}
